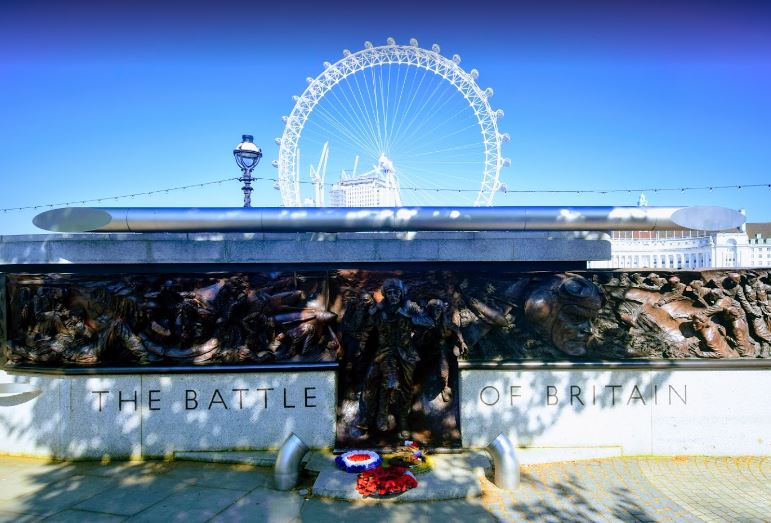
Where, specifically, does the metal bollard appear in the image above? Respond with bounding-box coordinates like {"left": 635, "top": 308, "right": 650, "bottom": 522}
{"left": 274, "top": 432, "right": 309, "bottom": 491}
{"left": 486, "top": 433, "right": 520, "bottom": 489}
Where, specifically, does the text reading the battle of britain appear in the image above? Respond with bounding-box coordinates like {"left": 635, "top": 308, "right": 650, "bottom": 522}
{"left": 89, "top": 387, "right": 320, "bottom": 412}
{"left": 478, "top": 383, "right": 688, "bottom": 407}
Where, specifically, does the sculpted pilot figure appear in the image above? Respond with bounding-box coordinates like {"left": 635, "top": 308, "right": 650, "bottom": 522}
{"left": 356, "top": 279, "right": 432, "bottom": 439}
{"left": 425, "top": 299, "right": 468, "bottom": 402}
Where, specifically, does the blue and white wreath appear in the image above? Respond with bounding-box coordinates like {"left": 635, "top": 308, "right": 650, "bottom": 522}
{"left": 335, "top": 450, "right": 382, "bottom": 473}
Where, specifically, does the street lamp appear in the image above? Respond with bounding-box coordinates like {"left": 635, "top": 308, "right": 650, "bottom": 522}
{"left": 233, "top": 134, "right": 263, "bottom": 207}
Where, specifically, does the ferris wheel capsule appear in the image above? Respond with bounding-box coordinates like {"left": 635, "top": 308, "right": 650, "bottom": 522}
{"left": 282, "top": 115, "right": 288, "bottom": 123}
{"left": 292, "top": 95, "right": 299, "bottom": 102}
{"left": 500, "top": 132, "right": 511, "bottom": 143}
{"left": 502, "top": 158, "right": 512, "bottom": 167}
{"left": 364, "top": 41, "right": 373, "bottom": 49}
{"left": 387, "top": 37, "right": 396, "bottom": 45}
{"left": 323, "top": 61, "right": 332, "bottom": 69}
{"left": 452, "top": 54, "right": 461, "bottom": 64}
{"left": 306, "top": 77, "right": 313, "bottom": 84}
{"left": 484, "top": 87, "right": 494, "bottom": 98}
{"left": 432, "top": 43, "right": 440, "bottom": 53}
{"left": 343, "top": 49, "right": 351, "bottom": 57}
{"left": 271, "top": 160, "right": 278, "bottom": 168}
{"left": 274, "top": 137, "right": 282, "bottom": 146}
{"left": 495, "top": 109, "right": 505, "bottom": 119}
{"left": 409, "top": 38, "right": 418, "bottom": 47}
{"left": 470, "top": 68, "right": 479, "bottom": 80}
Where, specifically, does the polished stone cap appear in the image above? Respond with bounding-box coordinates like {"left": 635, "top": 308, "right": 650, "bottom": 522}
{"left": 0, "top": 231, "right": 610, "bottom": 266}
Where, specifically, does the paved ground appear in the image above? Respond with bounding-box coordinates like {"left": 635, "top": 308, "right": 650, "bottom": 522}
{"left": 0, "top": 456, "right": 768, "bottom": 522}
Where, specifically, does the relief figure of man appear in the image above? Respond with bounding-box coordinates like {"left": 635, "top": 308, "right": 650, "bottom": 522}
{"left": 356, "top": 279, "right": 431, "bottom": 439}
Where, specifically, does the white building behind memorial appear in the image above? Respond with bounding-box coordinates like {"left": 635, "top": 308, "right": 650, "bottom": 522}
{"left": 589, "top": 219, "right": 771, "bottom": 270}
{"left": 329, "top": 154, "right": 402, "bottom": 207}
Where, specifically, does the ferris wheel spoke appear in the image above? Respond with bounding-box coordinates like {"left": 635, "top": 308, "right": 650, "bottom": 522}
{"left": 379, "top": 64, "right": 390, "bottom": 154}
{"left": 383, "top": 62, "right": 394, "bottom": 154}
{"left": 401, "top": 148, "right": 486, "bottom": 166}
{"left": 403, "top": 171, "right": 483, "bottom": 190}
{"left": 392, "top": 76, "right": 463, "bottom": 153}
{"left": 323, "top": 77, "right": 375, "bottom": 145}
{"left": 307, "top": 110, "right": 373, "bottom": 156}
{"left": 326, "top": 79, "right": 382, "bottom": 157}
{"left": 400, "top": 160, "right": 484, "bottom": 167}
{"left": 397, "top": 105, "right": 478, "bottom": 155}
{"left": 390, "top": 75, "right": 456, "bottom": 154}
{"left": 400, "top": 167, "right": 481, "bottom": 193}
{"left": 311, "top": 104, "right": 379, "bottom": 158}
{"left": 350, "top": 66, "right": 384, "bottom": 156}
{"left": 387, "top": 64, "right": 425, "bottom": 157}
{"left": 387, "top": 57, "right": 411, "bottom": 155}
{"left": 398, "top": 127, "right": 483, "bottom": 159}
{"left": 391, "top": 71, "right": 439, "bottom": 146}
{"left": 397, "top": 159, "right": 475, "bottom": 183}
{"left": 398, "top": 171, "right": 477, "bottom": 205}
{"left": 367, "top": 65, "right": 385, "bottom": 153}
{"left": 302, "top": 128, "right": 365, "bottom": 155}
{"left": 388, "top": 65, "right": 432, "bottom": 152}
{"left": 343, "top": 79, "right": 385, "bottom": 160}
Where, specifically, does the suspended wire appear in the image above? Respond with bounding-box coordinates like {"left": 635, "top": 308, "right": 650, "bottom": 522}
{"left": 3, "top": 176, "right": 768, "bottom": 213}
{"left": 0, "top": 177, "right": 239, "bottom": 212}
{"left": 494, "top": 183, "right": 770, "bottom": 195}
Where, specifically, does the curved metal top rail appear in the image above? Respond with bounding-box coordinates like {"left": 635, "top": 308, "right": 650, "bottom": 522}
{"left": 33, "top": 205, "right": 744, "bottom": 234}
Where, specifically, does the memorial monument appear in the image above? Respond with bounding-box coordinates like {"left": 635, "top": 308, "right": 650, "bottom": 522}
{"left": 2, "top": 203, "right": 769, "bottom": 459}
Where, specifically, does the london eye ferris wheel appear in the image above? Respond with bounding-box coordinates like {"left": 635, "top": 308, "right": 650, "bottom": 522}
{"left": 273, "top": 38, "right": 510, "bottom": 207}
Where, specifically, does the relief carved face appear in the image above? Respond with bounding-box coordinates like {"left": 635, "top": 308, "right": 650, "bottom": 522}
{"left": 524, "top": 275, "right": 603, "bottom": 356}
{"left": 381, "top": 279, "right": 406, "bottom": 309}
{"left": 384, "top": 288, "right": 402, "bottom": 306}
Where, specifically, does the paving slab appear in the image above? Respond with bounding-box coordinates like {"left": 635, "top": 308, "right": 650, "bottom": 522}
{"left": 210, "top": 488, "right": 304, "bottom": 523}
{"left": 299, "top": 497, "right": 496, "bottom": 523}
{"left": 73, "top": 475, "right": 188, "bottom": 516}
{"left": 67, "top": 460, "right": 172, "bottom": 479}
{"left": 0, "top": 460, "right": 80, "bottom": 485}
{"left": 161, "top": 461, "right": 273, "bottom": 491}
{"left": 42, "top": 509, "right": 126, "bottom": 522}
{"left": 0, "top": 455, "right": 767, "bottom": 522}
{"left": 0, "top": 509, "right": 39, "bottom": 523}
{"left": 3, "top": 474, "right": 115, "bottom": 517}
{"left": 125, "top": 485, "right": 246, "bottom": 523}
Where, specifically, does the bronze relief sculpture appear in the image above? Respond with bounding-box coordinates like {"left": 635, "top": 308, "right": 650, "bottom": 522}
{"left": 4, "top": 274, "right": 339, "bottom": 366}
{"left": 355, "top": 279, "right": 432, "bottom": 440}
{"left": 6, "top": 270, "right": 771, "bottom": 368}
{"left": 4, "top": 269, "right": 770, "bottom": 447}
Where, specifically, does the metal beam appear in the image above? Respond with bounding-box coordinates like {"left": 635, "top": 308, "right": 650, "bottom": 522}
{"left": 33, "top": 205, "right": 744, "bottom": 234}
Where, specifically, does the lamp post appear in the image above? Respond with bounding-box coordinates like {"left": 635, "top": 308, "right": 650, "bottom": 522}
{"left": 233, "top": 134, "right": 263, "bottom": 207}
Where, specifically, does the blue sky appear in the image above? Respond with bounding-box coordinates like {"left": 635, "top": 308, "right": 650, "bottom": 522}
{"left": 1, "top": 1, "right": 770, "bottom": 234}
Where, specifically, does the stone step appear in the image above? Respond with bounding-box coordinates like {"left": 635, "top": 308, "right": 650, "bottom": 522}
{"left": 174, "top": 450, "right": 278, "bottom": 467}
{"left": 311, "top": 452, "right": 491, "bottom": 502}
{"left": 173, "top": 445, "right": 621, "bottom": 468}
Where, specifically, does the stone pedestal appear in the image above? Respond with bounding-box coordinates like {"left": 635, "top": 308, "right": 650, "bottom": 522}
{"left": 0, "top": 367, "right": 336, "bottom": 459}
{"left": 460, "top": 362, "right": 771, "bottom": 457}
